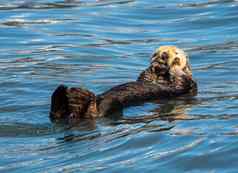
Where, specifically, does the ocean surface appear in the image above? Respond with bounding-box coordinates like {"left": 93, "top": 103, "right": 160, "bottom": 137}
{"left": 0, "top": 0, "right": 238, "bottom": 172}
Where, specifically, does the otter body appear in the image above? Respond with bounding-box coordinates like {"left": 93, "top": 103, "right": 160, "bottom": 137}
{"left": 50, "top": 46, "right": 197, "bottom": 122}
{"left": 97, "top": 80, "right": 196, "bottom": 117}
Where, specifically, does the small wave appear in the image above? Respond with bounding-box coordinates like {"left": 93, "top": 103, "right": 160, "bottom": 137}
{"left": 188, "top": 41, "right": 238, "bottom": 53}
{"left": 0, "top": 122, "right": 55, "bottom": 137}
{"left": 0, "top": 0, "right": 135, "bottom": 10}
{"left": 177, "top": 0, "right": 237, "bottom": 8}
{"left": 1, "top": 19, "right": 62, "bottom": 27}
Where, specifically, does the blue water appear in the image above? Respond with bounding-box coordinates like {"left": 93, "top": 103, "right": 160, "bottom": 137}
{"left": 0, "top": 0, "right": 238, "bottom": 172}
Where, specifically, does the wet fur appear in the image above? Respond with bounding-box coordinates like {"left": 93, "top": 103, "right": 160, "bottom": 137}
{"left": 50, "top": 73, "right": 196, "bottom": 122}
{"left": 50, "top": 46, "right": 197, "bottom": 122}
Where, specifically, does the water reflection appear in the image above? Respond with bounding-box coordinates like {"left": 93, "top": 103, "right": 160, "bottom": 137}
{"left": 59, "top": 98, "right": 197, "bottom": 142}
{"left": 0, "top": 97, "right": 197, "bottom": 140}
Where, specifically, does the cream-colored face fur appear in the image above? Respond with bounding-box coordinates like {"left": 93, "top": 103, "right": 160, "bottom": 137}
{"left": 151, "top": 46, "right": 192, "bottom": 78}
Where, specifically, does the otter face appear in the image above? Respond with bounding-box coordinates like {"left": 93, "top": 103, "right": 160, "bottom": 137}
{"left": 151, "top": 46, "right": 192, "bottom": 79}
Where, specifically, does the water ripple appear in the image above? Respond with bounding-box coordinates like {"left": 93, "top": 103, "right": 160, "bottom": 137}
{"left": 0, "top": 0, "right": 238, "bottom": 172}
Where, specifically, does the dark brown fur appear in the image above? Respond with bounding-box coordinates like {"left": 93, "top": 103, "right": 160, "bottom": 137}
{"left": 50, "top": 50, "right": 197, "bottom": 122}
{"left": 137, "top": 64, "right": 171, "bottom": 85}
{"left": 50, "top": 85, "right": 97, "bottom": 121}
{"left": 50, "top": 69, "right": 196, "bottom": 122}
{"left": 97, "top": 79, "right": 196, "bottom": 117}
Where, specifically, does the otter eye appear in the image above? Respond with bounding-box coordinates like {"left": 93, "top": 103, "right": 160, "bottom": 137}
{"left": 161, "top": 52, "right": 169, "bottom": 61}
{"left": 173, "top": 57, "right": 181, "bottom": 66}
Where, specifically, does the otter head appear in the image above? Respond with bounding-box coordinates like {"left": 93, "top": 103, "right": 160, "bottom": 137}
{"left": 151, "top": 46, "right": 193, "bottom": 83}
{"left": 50, "top": 85, "right": 98, "bottom": 123}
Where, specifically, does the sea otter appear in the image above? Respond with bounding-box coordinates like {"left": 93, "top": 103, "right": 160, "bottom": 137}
{"left": 50, "top": 46, "right": 197, "bottom": 122}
